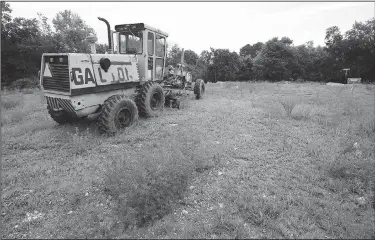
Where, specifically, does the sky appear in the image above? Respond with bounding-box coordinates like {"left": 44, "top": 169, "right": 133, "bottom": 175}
{"left": 9, "top": 1, "right": 375, "bottom": 54}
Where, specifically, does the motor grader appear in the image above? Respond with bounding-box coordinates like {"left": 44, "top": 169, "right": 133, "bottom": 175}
{"left": 163, "top": 48, "right": 205, "bottom": 108}
{"left": 39, "top": 17, "right": 206, "bottom": 133}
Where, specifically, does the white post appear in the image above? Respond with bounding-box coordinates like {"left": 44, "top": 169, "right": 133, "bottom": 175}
{"left": 85, "top": 34, "right": 98, "bottom": 54}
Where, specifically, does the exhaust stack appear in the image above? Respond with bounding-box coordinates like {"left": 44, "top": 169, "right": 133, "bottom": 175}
{"left": 98, "top": 17, "right": 113, "bottom": 54}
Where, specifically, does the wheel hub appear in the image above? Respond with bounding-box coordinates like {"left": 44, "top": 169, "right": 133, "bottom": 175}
{"left": 115, "top": 108, "right": 132, "bottom": 129}
{"left": 150, "top": 92, "right": 162, "bottom": 110}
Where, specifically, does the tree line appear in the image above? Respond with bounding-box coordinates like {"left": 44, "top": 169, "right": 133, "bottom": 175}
{"left": 2, "top": 2, "right": 374, "bottom": 89}
{"left": 175, "top": 20, "right": 374, "bottom": 83}
{"left": 1, "top": 2, "right": 107, "bottom": 88}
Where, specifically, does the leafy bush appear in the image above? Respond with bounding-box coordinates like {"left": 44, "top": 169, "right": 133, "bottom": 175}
{"left": 10, "top": 77, "right": 39, "bottom": 89}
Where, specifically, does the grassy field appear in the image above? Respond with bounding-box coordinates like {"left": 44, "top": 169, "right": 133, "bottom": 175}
{"left": 2, "top": 81, "right": 375, "bottom": 239}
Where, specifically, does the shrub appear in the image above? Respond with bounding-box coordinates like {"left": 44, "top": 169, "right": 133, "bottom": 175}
{"left": 10, "top": 77, "right": 39, "bottom": 90}
{"left": 104, "top": 153, "right": 192, "bottom": 229}
{"left": 279, "top": 97, "right": 298, "bottom": 117}
{"left": 103, "top": 134, "right": 217, "bottom": 230}
{"left": 292, "top": 105, "right": 312, "bottom": 120}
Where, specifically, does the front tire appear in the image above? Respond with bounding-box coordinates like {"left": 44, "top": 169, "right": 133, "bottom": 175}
{"left": 136, "top": 81, "right": 165, "bottom": 117}
{"left": 194, "top": 79, "right": 206, "bottom": 99}
{"left": 97, "top": 95, "right": 138, "bottom": 133}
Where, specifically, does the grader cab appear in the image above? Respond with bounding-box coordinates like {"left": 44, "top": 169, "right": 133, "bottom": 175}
{"left": 39, "top": 17, "right": 206, "bottom": 133}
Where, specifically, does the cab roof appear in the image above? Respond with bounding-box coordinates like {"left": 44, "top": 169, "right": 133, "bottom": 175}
{"left": 114, "top": 23, "right": 168, "bottom": 37}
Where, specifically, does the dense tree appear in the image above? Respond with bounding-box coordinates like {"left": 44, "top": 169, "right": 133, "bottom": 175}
{"left": 237, "top": 56, "right": 253, "bottom": 81}
{"left": 52, "top": 10, "right": 95, "bottom": 53}
{"left": 252, "top": 37, "right": 300, "bottom": 81}
{"left": 165, "top": 44, "right": 202, "bottom": 80}
{"left": 190, "top": 50, "right": 214, "bottom": 81}
{"left": 280, "top": 36, "right": 293, "bottom": 45}
{"left": 96, "top": 43, "right": 109, "bottom": 54}
{"left": 184, "top": 50, "right": 198, "bottom": 66}
{"left": 1, "top": 13, "right": 43, "bottom": 85}
{"left": 239, "top": 42, "right": 263, "bottom": 59}
{"left": 166, "top": 44, "right": 198, "bottom": 66}
{"left": 1, "top": 2, "right": 12, "bottom": 26}
{"left": 207, "top": 48, "right": 241, "bottom": 82}
{"left": 342, "top": 18, "right": 375, "bottom": 80}
{"left": 1, "top": 3, "right": 99, "bottom": 86}
{"left": 322, "top": 18, "right": 375, "bottom": 82}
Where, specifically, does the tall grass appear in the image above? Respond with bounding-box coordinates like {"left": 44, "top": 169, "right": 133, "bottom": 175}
{"left": 2, "top": 94, "right": 24, "bottom": 110}
{"left": 325, "top": 87, "right": 375, "bottom": 217}
{"left": 291, "top": 104, "right": 312, "bottom": 120}
{"left": 103, "top": 134, "right": 217, "bottom": 229}
{"left": 279, "top": 97, "right": 297, "bottom": 117}
{"left": 2, "top": 81, "right": 374, "bottom": 239}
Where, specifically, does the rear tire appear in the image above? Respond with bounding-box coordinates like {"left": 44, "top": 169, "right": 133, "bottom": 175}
{"left": 194, "top": 79, "right": 206, "bottom": 99}
{"left": 48, "top": 107, "right": 75, "bottom": 124}
{"left": 97, "top": 95, "right": 138, "bottom": 133}
{"left": 136, "top": 81, "right": 165, "bottom": 117}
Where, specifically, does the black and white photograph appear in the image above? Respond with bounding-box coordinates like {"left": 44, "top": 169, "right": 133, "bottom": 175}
{"left": 1, "top": 0, "right": 375, "bottom": 238}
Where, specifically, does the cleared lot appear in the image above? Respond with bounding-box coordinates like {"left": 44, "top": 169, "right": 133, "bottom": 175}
{"left": 2, "top": 81, "right": 374, "bottom": 239}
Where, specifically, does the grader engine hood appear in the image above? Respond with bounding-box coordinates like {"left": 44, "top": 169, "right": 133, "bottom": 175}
{"left": 41, "top": 53, "right": 140, "bottom": 96}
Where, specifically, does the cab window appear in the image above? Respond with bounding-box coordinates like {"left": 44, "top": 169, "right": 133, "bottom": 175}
{"left": 148, "top": 32, "right": 154, "bottom": 55}
{"left": 156, "top": 35, "right": 165, "bottom": 57}
{"left": 119, "top": 31, "right": 143, "bottom": 54}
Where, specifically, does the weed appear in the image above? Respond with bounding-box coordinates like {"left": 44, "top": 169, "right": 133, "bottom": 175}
{"left": 328, "top": 149, "right": 374, "bottom": 191}
{"left": 357, "top": 116, "right": 375, "bottom": 137}
{"left": 315, "top": 113, "right": 341, "bottom": 129}
{"left": 279, "top": 97, "right": 297, "bottom": 117}
{"left": 306, "top": 142, "right": 322, "bottom": 158}
{"left": 365, "top": 85, "right": 373, "bottom": 92}
{"left": 2, "top": 95, "right": 24, "bottom": 109}
{"left": 314, "top": 90, "right": 325, "bottom": 105}
{"left": 237, "top": 195, "right": 273, "bottom": 226}
{"left": 67, "top": 127, "right": 95, "bottom": 156}
{"left": 248, "top": 85, "right": 257, "bottom": 95}
{"left": 292, "top": 105, "right": 312, "bottom": 120}
{"left": 343, "top": 98, "right": 357, "bottom": 117}
{"left": 210, "top": 213, "right": 248, "bottom": 238}
{"left": 9, "top": 110, "right": 26, "bottom": 123}
{"left": 282, "top": 132, "right": 292, "bottom": 151}
{"left": 103, "top": 147, "right": 193, "bottom": 229}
